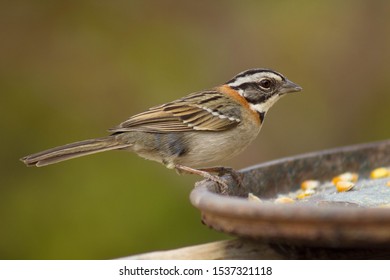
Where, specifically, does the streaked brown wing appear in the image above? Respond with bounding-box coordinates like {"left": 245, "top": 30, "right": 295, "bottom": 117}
{"left": 109, "top": 91, "right": 241, "bottom": 134}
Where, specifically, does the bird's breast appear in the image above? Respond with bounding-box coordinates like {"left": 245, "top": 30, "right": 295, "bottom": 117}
{"left": 174, "top": 120, "right": 261, "bottom": 167}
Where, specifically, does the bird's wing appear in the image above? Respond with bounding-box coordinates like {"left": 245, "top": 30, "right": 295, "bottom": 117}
{"left": 109, "top": 90, "right": 242, "bottom": 134}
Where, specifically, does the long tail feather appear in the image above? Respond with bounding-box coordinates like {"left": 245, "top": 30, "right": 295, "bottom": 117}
{"left": 20, "top": 137, "right": 130, "bottom": 167}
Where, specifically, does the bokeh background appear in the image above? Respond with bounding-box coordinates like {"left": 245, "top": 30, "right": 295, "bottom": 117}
{"left": 1, "top": 0, "right": 389, "bottom": 259}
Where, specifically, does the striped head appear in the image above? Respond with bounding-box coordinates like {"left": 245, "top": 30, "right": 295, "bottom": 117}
{"left": 226, "top": 68, "right": 302, "bottom": 117}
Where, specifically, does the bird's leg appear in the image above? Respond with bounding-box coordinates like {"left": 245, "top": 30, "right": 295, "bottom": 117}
{"left": 174, "top": 164, "right": 229, "bottom": 194}
{"left": 197, "top": 166, "right": 243, "bottom": 188}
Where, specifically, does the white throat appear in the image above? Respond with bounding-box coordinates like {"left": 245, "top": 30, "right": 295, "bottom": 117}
{"left": 249, "top": 94, "right": 281, "bottom": 114}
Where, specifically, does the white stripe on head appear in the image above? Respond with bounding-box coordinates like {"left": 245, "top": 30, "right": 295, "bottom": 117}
{"left": 228, "top": 70, "right": 284, "bottom": 88}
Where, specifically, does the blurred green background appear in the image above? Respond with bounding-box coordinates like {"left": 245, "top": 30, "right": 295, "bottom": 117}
{"left": 1, "top": 0, "right": 389, "bottom": 259}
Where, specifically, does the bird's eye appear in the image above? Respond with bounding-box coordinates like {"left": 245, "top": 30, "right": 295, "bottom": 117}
{"left": 259, "top": 79, "right": 272, "bottom": 89}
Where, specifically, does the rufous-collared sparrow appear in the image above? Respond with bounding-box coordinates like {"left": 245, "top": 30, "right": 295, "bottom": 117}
{"left": 21, "top": 68, "right": 302, "bottom": 190}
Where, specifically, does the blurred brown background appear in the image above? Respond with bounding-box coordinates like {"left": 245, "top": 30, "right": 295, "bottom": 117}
{"left": 1, "top": 0, "right": 389, "bottom": 259}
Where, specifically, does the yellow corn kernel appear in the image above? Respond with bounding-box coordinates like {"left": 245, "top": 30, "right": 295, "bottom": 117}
{"left": 247, "top": 193, "right": 262, "bottom": 203}
{"left": 275, "top": 197, "right": 295, "bottom": 204}
{"left": 296, "top": 189, "right": 315, "bottom": 199}
{"left": 378, "top": 204, "right": 390, "bottom": 208}
{"left": 336, "top": 181, "right": 355, "bottom": 192}
{"left": 370, "top": 167, "right": 390, "bottom": 179}
{"left": 301, "top": 180, "right": 320, "bottom": 190}
{"left": 332, "top": 172, "right": 359, "bottom": 185}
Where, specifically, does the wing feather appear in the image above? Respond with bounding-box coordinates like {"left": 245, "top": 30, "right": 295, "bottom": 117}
{"left": 109, "top": 90, "right": 241, "bottom": 134}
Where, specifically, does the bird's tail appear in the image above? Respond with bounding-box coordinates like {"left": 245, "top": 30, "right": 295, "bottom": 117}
{"left": 20, "top": 136, "right": 131, "bottom": 167}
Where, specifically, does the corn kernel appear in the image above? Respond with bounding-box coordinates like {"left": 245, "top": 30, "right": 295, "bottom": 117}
{"left": 370, "top": 167, "right": 390, "bottom": 179}
{"left": 387, "top": 181, "right": 390, "bottom": 187}
{"left": 247, "top": 193, "right": 262, "bottom": 203}
{"left": 332, "top": 172, "right": 359, "bottom": 185}
{"left": 296, "top": 189, "right": 315, "bottom": 199}
{"left": 275, "top": 197, "right": 295, "bottom": 204}
{"left": 336, "top": 181, "right": 355, "bottom": 192}
{"left": 301, "top": 180, "right": 320, "bottom": 190}
{"left": 378, "top": 204, "right": 390, "bottom": 208}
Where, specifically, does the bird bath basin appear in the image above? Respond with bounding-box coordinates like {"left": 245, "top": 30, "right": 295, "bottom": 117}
{"left": 191, "top": 140, "right": 390, "bottom": 252}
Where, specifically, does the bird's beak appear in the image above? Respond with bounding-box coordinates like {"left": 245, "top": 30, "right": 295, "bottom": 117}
{"left": 279, "top": 79, "right": 302, "bottom": 95}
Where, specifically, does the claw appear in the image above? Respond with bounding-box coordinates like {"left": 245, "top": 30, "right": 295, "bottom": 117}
{"left": 174, "top": 164, "right": 243, "bottom": 195}
{"left": 198, "top": 166, "right": 243, "bottom": 189}
{"left": 207, "top": 174, "right": 229, "bottom": 195}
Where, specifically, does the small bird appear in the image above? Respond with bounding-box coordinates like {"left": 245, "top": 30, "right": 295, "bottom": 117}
{"left": 21, "top": 68, "right": 301, "bottom": 189}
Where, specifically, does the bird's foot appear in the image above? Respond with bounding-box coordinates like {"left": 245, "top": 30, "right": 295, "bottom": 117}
{"left": 175, "top": 164, "right": 242, "bottom": 195}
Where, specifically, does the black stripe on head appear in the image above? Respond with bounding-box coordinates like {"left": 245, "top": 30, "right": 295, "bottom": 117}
{"left": 226, "top": 68, "right": 285, "bottom": 84}
{"left": 234, "top": 68, "right": 270, "bottom": 79}
{"left": 231, "top": 82, "right": 270, "bottom": 105}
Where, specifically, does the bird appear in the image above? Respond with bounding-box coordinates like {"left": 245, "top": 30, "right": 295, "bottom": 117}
{"left": 21, "top": 68, "right": 302, "bottom": 191}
